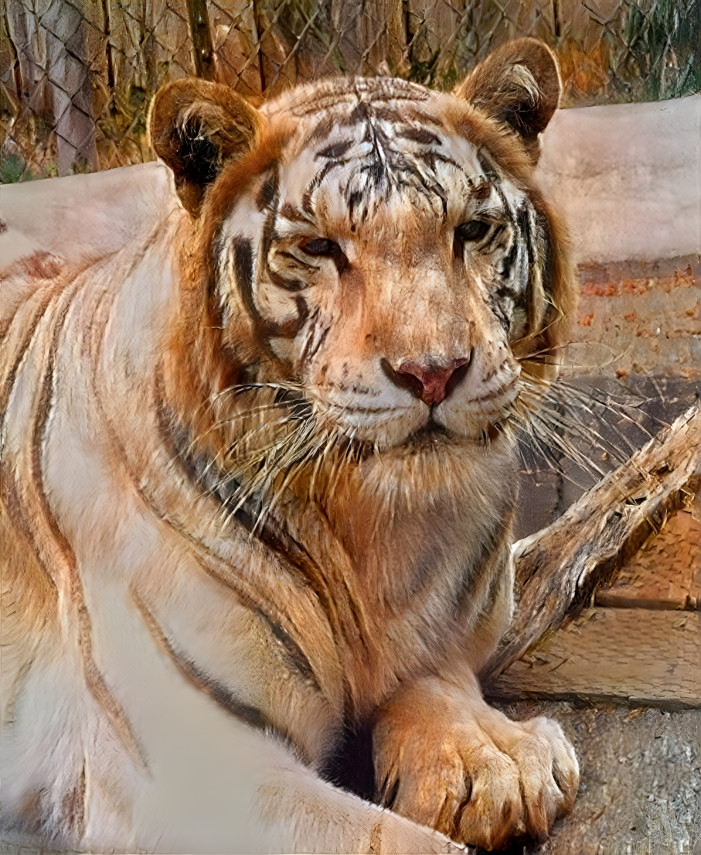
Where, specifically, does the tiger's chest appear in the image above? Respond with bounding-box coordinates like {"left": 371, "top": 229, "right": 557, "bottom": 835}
{"left": 255, "top": 451, "right": 518, "bottom": 726}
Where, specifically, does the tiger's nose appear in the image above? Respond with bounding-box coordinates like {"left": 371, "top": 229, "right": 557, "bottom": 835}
{"left": 393, "top": 355, "right": 472, "bottom": 406}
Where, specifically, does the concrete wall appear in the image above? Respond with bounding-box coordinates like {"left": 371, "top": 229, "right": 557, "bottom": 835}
{"left": 537, "top": 94, "right": 701, "bottom": 267}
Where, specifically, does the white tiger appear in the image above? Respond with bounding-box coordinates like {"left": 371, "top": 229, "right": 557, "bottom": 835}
{"left": 0, "top": 38, "right": 578, "bottom": 852}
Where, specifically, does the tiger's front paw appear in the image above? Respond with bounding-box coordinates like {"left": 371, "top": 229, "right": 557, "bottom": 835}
{"left": 372, "top": 682, "right": 579, "bottom": 851}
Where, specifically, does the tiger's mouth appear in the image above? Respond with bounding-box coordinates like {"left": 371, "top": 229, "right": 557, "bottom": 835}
{"left": 408, "top": 418, "right": 451, "bottom": 446}
{"left": 340, "top": 409, "right": 508, "bottom": 456}
{"left": 406, "top": 414, "right": 504, "bottom": 450}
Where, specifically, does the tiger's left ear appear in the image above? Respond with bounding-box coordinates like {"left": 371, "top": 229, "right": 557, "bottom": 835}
{"left": 149, "top": 78, "right": 264, "bottom": 217}
{"left": 456, "top": 38, "right": 561, "bottom": 162}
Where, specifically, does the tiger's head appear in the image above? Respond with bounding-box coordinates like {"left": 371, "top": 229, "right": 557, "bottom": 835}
{"left": 151, "top": 39, "right": 574, "bottom": 498}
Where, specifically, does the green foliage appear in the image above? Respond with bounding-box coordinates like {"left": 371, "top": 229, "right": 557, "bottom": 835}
{"left": 0, "top": 153, "right": 61, "bottom": 183}
{"left": 0, "top": 153, "right": 75, "bottom": 183}
{"left": 96, "top": 84, "right": 151, "bottom": 166}
{"left": 622, "top": 0, "right": 700, "bottom": 101}
{"left": 71, "top": 157, "right": 93, "bottom": 175}
{"left": 0, "top": 153, "right": 29, "bottom": 183}
{"left": 406, "top": 50, "right": 440, "bottom": 87}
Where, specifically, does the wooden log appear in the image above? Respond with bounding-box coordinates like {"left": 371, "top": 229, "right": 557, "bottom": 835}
{"left": 483, "top": 400, "right": 701, "bottom": 680}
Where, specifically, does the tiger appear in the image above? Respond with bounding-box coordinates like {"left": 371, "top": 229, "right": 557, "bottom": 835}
{"left": 0, "top": 37, "right": 579, "bottom": 853}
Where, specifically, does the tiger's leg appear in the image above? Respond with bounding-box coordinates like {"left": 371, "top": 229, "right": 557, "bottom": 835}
{"left": 56, "top": 603, "right": 463, "bottom": 855}
{"left": 76, "top": 719, "right": 464, "bottom": 854}
{"left": 371, "top": 673, "right": 578, "bottom": 850}
{"left": 371, "top": 553, "right": 579, "bottom": 851}
{"left": 0, "top": 640, "right": 462, "bottom": 854}
{"left": 255, "top": 744, "right": 466, "bottom": 854}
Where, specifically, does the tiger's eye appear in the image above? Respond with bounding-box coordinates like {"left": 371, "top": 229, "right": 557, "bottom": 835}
{"left": 300, "top": 237, "right": 348, "bottom": 274}
{"left": 300, "top": 237, "right": 341, "bottom": 256}
{"left": 455, "top": 220, "right": 490, "bottom": 243}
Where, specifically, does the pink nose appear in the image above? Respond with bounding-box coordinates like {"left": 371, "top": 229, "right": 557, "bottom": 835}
{"left": 395, "top": 357, "right": 470, "bottom": 406}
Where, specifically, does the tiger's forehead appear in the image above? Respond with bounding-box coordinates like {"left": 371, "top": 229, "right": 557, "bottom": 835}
{"left": 265, "top": 75, "right": 467, "bottom": 164}
{"left": 262, "top": 75, "right": 435, "bottom": 121}
{"left": 262, "top": 77, "right": 496, "bottom": 228}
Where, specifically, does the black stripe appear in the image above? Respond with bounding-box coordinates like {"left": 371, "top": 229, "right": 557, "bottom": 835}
{"left": 257, "top": 607, "right": 320, "bottom": 689}
{"left": 500, "top": 235, "right": 519, "bottom": 280}
{"left": 535, "top": 209, "right": 554, "bottom": 297}
{"left": 302, "top": 115, "right": 342, "bottom": 146}
{"left": 292, "top": 85, "right": 431, "bottom": 123}
{"left": 274, "top": 249, "right": 313, "bottom": 267}
{"left": 480, "top": 556, "right": 509, "bottom": 621}
{"left": 359, "top": 158, "right": 385, "bottom": 189}
{"left": 487, "top": 195, "right": 529, "bottom": 327}
{"left": 257, "top": 171, "right": 279, "bottom": 212}
{"left": 158, "top": 393, "right": 344, "bottom": 651}
{"left": 517, "top": 204, "right": 532, "bottom": 268}
{"left": 453, "top": 514, "right": 511, "bottom": 617}
{"left": 415, "top": 148, "right": 465, "bottom": 176}
{"left": 347, "top": 189, "right": 365, "bottom": 222}
{"left": 267, "top": 267, "right": 307, "bottom": 294}
{"left": 366, "top": 87, "right": 430, "bottom": 104}
{"left": 233, "top": 237, "right": 256, "bottom": 317}
{"left": 477, "top": 148, "right": 498, "bottom": 182}
{"left": 295, "top": 294, "right": 310, "bottom": 327}
{"left": 488, "top": 293, "right": 512, "bottom": 332}
{"left": 316, "top": 140, "right": 353, "bottom": 160}
{"left": 234, "top": 235, "right": 306, "bottom": 337}
{"left": 302, "top": 159, "right": 342, "bottom": 215}
{"left": 278, "top": 203, "right": 312, "bottom": 224}
{"left": 133, "top": 589, "right": 272, "bottom": 733}
{"left": 395, "top": 127, "right": 441, "bottom": 145}
{"left": 303, "top": 319, "right": 331, "bottom": 367}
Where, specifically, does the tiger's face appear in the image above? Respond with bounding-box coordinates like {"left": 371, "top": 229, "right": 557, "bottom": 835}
{"left": 151, "top": 40, "right": 572, "bottom": 469}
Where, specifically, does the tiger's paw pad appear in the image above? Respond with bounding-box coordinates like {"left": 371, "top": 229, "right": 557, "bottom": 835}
{"left": 373, "top": 709, "right": 579, "bottom": 851}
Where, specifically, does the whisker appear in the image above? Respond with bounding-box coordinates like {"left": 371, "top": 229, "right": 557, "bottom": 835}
{"left": 510, "top": 366, "right": 685, "bottom": 490}
{"left": 185, "top": 404, "right": 294, "bottom": 456}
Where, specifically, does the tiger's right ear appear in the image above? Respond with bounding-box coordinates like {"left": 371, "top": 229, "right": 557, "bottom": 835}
{"left": 149, "top": 79, "right": 263, "bottom": 217}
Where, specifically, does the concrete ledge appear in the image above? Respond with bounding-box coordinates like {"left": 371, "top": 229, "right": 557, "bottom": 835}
{"left": 0, "top": 161, "right": 175, "bottom": 271}
{"left": 537, "top": 95, "right": 701, "bottom": 265}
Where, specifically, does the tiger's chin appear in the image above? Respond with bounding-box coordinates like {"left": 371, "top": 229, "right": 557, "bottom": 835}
{"left": 340, "top": 422, "right": 517, "bottom": 524}
{"left": 342, "top": 411, "right": 516, "bottom": 490}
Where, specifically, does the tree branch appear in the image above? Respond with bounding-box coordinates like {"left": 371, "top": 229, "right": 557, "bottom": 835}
{"left": 484, "top": 401, "right": 701, "bottom": 681}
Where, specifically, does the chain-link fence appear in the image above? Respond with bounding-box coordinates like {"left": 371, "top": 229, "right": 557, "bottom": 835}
{"left": 1, "top": 0, "right": 699, "bottom": 180}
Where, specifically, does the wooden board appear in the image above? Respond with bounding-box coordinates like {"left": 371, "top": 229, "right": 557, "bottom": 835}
{"left": 486, "top": 403, "right": 701, "bottom": 678}
{"left": 596, "top": 505, "right": 701, "bottom": 610}
{"left": 488, "top": 608, "right": 701, "bottom": 708}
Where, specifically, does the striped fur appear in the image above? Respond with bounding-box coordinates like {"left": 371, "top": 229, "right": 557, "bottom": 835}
{"left": 1, "top": 39, "right": 578, "bottom": 852}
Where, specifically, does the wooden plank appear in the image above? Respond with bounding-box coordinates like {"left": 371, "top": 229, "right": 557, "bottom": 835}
{"left": 107, "top": 0, "right": 195, "bottom": 90}
{"left": 596, "top": 504, "right": 701, "bottom": 610}
{"left": 207, "top": 1, "right": 262, "bottom": 96}
{"left": 488, "top": 608, "right": 701, "bottom": 708}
